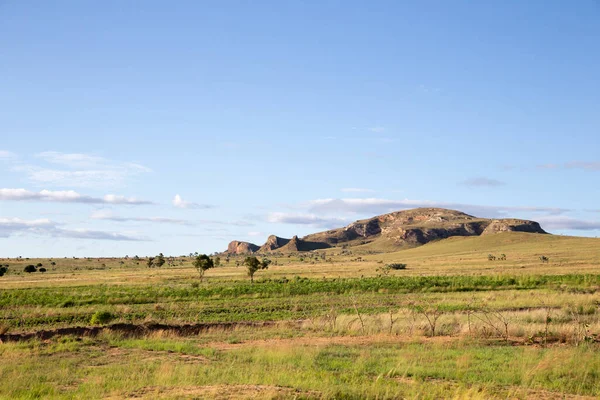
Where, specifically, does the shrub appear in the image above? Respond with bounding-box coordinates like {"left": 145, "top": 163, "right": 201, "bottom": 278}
{"left": 24, "top": 265, "right": 37, "bottom": 273}
{"left": 0, "top": 266, "right": 7, "bottom": 277}
{"left": 90, "top": 311, "right": 114, "bottom": 325}
{"left": 39, "top": 267, "right": 47, "bottom": 273}
{"left": 36, "top": 263, "right": 43, "bottom": 267}
{"left": 387, "top": 263, "right": 407, "bottom": 270}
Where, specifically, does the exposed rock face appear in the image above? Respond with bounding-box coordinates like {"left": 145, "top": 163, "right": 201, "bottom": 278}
{"left": 225, "top": 208, "right": 547, "bottom": 254}
{"left": 481, "top": 219, "right": 546, "bottom": 235}
{"left": 227, "top": 241, "right": 260, "bottom": 254}
{"left": 302, "top": 208, "right": 546, "bottom": 249}
{"left": 258, "top": 235, "right": 291, "bottom": 253}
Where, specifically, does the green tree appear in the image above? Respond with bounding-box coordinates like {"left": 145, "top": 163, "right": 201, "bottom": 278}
{"left": 155, "top": 253, "right": 166, "bottom": 268}
{"left": 193, "top": 254, "right": 214, "bottom": 282}
{"left": 24, "top": 265, "right": 37, "bottom": 273}
{"left": 213, "top": 256, "right": 221, "bottom": 267}
{"left": 243, "top": 256, "right": 271, "bottom": 283}
{"left": 147, "top": 257, "right": 155, "bottom": 268}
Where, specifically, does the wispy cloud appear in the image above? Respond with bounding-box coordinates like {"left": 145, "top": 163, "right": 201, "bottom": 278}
{"left": 368, "top": 126, "right": 386, "bottom": 133}
{"left": 11, "top": 151, "right": 151, "bottom": 188}
{"left": 565, "top": 161, "right": 600, "bottom": 171}
{"left": 198, "top": 219, "right": 255, "bottom": 227}
{"left": 306, "top": 198, "right": 569, "bottom": 219}
{"left": 247, "top": 231, "right": 263, "bottom": 237}
{"left": 460, "top": 177, "right": 506, "bottom": 187}
{"left": 173, "top": 194, "right": 212, "bottom": 209}
{"left": 0, "top": 188, "right": 152, "bottom": 205}
{"left": 90, "top": 210, "right": 193, "bottom": 225}
{"left": 538, "top": 161, "right": 600, "bottom": 171}
{"left": 341, "top": 188, "right": 375, "bottom": 193}
{"left": 267, "top": 212, "right": 349, "bottom": 228}
{"left": 536, "top": 216, "right": 600, "bottom": 231}
{"left": 0, "top": 217, "right": 148, "bottom": 241}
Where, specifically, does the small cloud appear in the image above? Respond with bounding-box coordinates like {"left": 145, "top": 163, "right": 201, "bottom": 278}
{"left": 565, "top": 161, "right": 600, "bottom": 171}
{"left": 90, "top": 210, "right": 193, "bottom": 225}
{"left": 103, "top": 194, "right": 152, "bottom": 205}
{"left": 537, "top": 216, "right": 600, "bottom": 231}
{"left": 341, "top": 188, "right": 375, "bottom": 193}
{"left": 267, "top": 212, "right": 348, "bottom": 228}
{"left": 368, "top": 126, "right": 386, "bottom": 133}
{"left": 538, "top": 161, "right": 600, "bottom": 171}
{"left": 0, "top": 217, "right": 148, "bottom": 241}
{"left": 460, "top": 177, "right": 506, "bottom": 187}
{"left": 247, "top": 231, "right": 263, "bottom": 237}
{"left": 172, "top": 194, "right": 212, "bottom": 210}
{"left": 11, "top": 151, "right": 151, "bottom": 188}
{"left": 56, "top": 228, "right": 148, "bottom": 241}
{"left": 0, "top": 188, "right": 152, "bottom": 205}
{"left": 198, "top": 219, "right": 255, "bottom": 227}
{"left": 537, "top": 163, "right": 559, "bottom": 169}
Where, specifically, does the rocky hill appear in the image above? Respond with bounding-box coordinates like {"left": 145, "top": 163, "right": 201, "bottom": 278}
{"left": 224, "top": 208, "right": 547, "bottom": 254}
{"left": 226, "top": 241, "right": 260, "bottom": 255}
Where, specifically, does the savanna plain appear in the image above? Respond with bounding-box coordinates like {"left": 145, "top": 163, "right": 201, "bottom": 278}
{"left": 2, "top": 232, "right": 600, "bottom": 399}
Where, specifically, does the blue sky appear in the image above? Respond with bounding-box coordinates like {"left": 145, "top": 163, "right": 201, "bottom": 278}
{"left": 1, "top": 1, "right": 599, "bottom": 257}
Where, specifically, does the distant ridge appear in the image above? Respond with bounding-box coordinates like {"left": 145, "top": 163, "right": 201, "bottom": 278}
{"left": 224, "top": 208, "right": 547, "bottom": 254}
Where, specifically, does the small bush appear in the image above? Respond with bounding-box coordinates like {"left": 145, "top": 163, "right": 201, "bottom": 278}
{"left": 24, "top": 265, "right": 37, "bottom": 273}
{"left": 0, "top": 266, "right": 7, "bottom": 277}
{"left": 387, "top": 263, "right": 407, "bottom": 270}
{"left": 90, "top": 311, "right": 114, "bottom": 325}
{"left": 36, "top": 263, "right": 43, "bottom": 267}
{"left": 39, "top": 267, "right": 47, "bottom": 273}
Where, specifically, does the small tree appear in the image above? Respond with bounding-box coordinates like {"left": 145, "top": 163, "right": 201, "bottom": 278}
{"left": 244, "top": 256, "right": 271, "bottom": 283}
{"left": 24, "top": 265, "right": 37, "bottom": 273}
{"left": 193, "top": 254, "right": 214, "bottom": 282}
{"left": 154, "top": 253, "right": 166, "bottom": 268}
{"left": 147, "top": 257, "right": 155, "bottom": 268}
{"left": 213, "top": 256, "right": 221, "bottom": 267}
{"left": 0, "top": 266, "right": 7, "bottom": 277}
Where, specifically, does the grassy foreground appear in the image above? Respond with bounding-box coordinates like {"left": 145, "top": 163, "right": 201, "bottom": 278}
{"left": 1, "top": 232, "right": 600, "bottom": 399}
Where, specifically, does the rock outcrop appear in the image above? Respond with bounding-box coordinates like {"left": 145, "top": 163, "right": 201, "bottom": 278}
{"left": 481, "top": 219, "right": 546, "bottom": 235}
{"left": 226, "top": 241, "right": 260, "bottom": 255}
{"left": 225, "top": 208, "right": 548, "bottom": 254}
{"left": 258, "top": 235, "right": 291, "bottom": 253}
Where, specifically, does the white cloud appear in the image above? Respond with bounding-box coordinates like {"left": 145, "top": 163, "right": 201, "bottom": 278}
{"left": 11, "top": 151, "right": 152, "bottom": 188}
{"left": 0, "top": 188, "right": 152, "bottom": 205}
{"left": 368, "top": 126, "right": 386, "bottom": 133}
{"left": 537, "top": 216, "right": 600, "bottom": 231}
{"left": 0, "top": 217, "right": 55, "bottom": 237}
{"left": 460, "top": 177, "right": 506, "bottom": 187}
{"left": 267, "top": 212, "right": 349, "bottom": 228}
{"left": 90, "top": 210, "right": 192, "bottom": 225}
{"left": 0, "top": 217, "right": 147, "bottom": 241}
{"left": 341, "top": 188, "right": 375, "bottom": 193}
{"left": 247, "top": 231, "right": 263, "bottom": 237}
{"left": 198, "top": 219, "right": 255, "bottom": 227}
{"left": 173, "top": 194, "right": 212, "bottom": 209}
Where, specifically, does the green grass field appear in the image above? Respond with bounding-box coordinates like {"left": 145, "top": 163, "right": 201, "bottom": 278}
{"left": 1, "top": 232, "right": 600, "bottom": 399}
